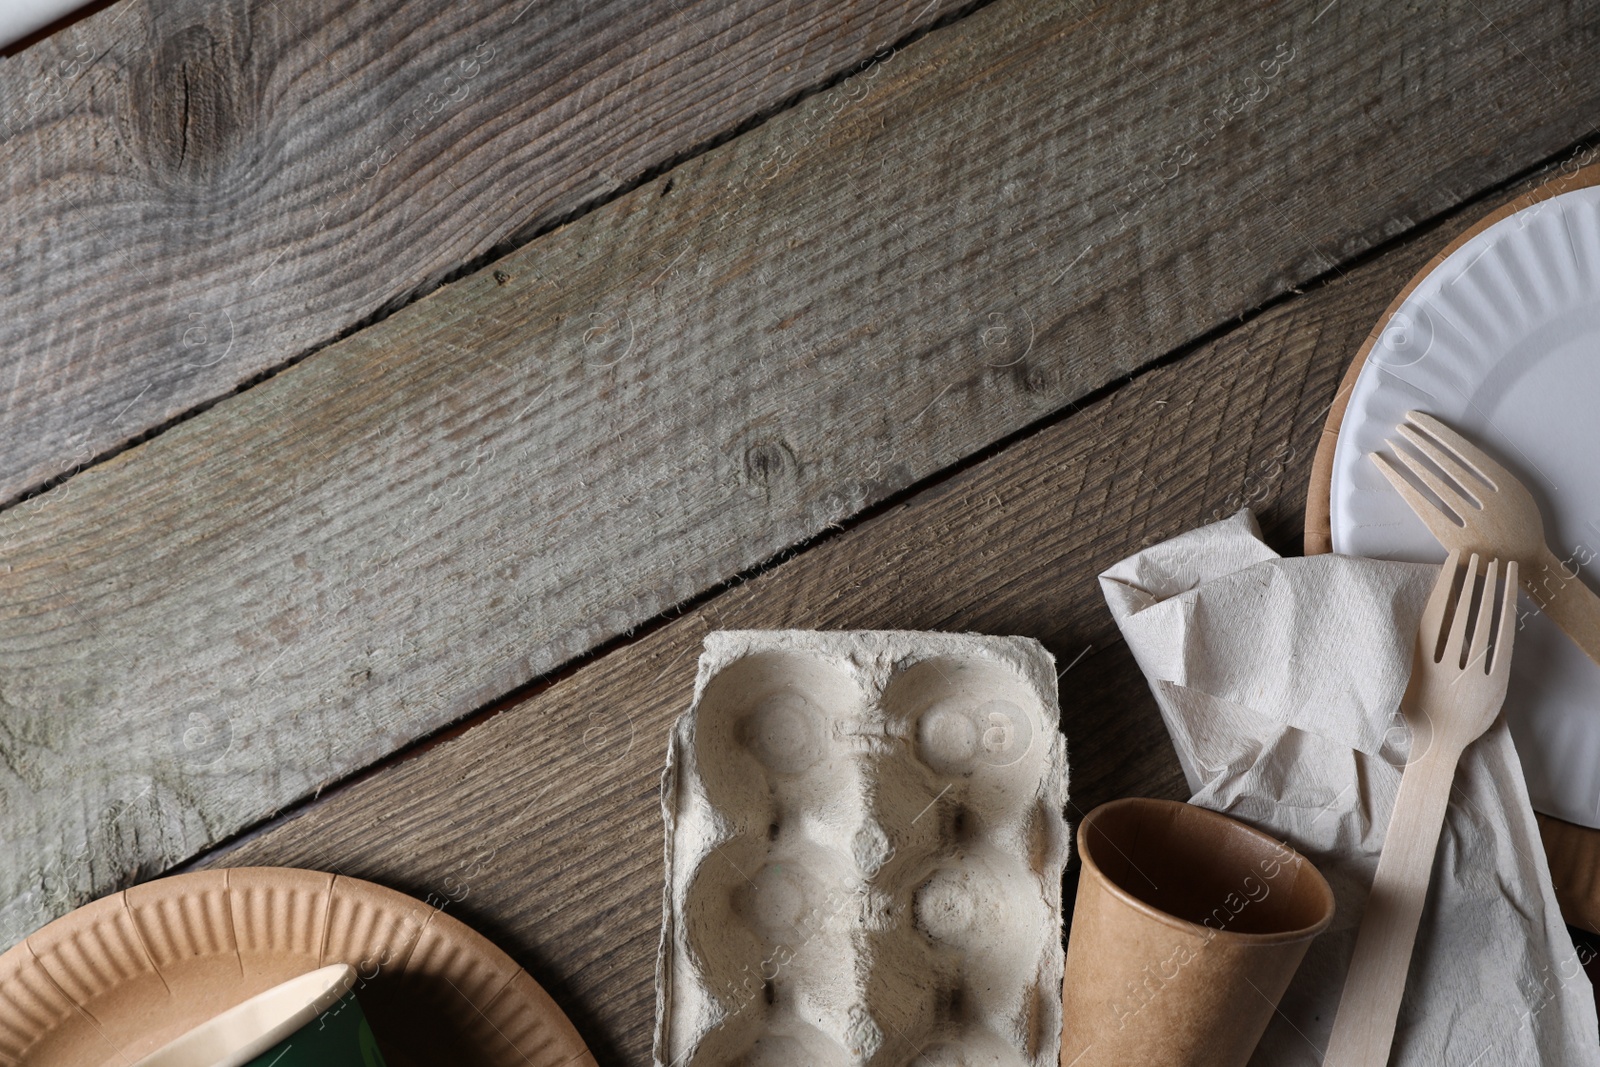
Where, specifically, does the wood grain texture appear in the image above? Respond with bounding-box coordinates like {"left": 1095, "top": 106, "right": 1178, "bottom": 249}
{"left": 5, "top": 0, "right": 1600, "bottom": 951}
{"left": 195, "top": 206, "right": 1487, "bottom": 1066}
{"left": 0, "top": 0, "right": 974, "bottom": 506}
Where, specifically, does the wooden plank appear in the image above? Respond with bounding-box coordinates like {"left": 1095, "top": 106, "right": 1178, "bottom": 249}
{"left": 196, "top": 167, "right": 1524, "bottom": 1064}
{"left": 0, "top": 0, "right": 975, "bottom": 506}
{"left": 4, "top": 0, "right": 1598, "bottom": 948}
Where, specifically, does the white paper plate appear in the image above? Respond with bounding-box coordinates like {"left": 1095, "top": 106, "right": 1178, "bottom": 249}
{"left": 1331, "top": 184, "right": 1600, "bottom": 829}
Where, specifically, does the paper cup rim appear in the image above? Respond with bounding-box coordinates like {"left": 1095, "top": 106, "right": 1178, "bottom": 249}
{"left": 129, "top": 962, "right": 359, "bottom": 1067}
{"left": 1076, "top": 797, "right": 1335, "bottom": 946}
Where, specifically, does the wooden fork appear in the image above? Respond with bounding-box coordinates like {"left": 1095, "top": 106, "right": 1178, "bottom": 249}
{"left": 1322, "top": 550, "right": 1517, "bottom": 1067}
{"left": 1373, "top": 409, "right": 1600, "bottom": 666}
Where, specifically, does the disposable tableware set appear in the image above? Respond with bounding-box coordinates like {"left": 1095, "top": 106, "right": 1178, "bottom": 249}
{"left": 8, "top": 167, "right": 1600, "bottom": 1067}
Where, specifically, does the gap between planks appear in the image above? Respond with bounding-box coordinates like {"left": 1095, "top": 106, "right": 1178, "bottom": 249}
{"left": 193, "top": 176, "right": 1508, "bottom": 1066}
{"left": 0, "top": 0, "right": 985, "bottom": 509}
{"left": 6, "top": 0, "right": 1600, "bottom": 953}
{"left": 180, "top": 136, "right": 1600, "bottom": 879}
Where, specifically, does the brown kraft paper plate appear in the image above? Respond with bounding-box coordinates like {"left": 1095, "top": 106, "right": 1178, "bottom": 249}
{"left": 1303, "top": 159, "right": 1600, "bottom": 936}
{"left": 0, "top": 866, "right": 597, "bottom": 1067}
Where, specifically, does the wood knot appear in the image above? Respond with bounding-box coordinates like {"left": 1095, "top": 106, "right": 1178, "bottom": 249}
{"left": 1022, "top": 363, "right": 1056, "bottom": 394}
{"left": 744, "top": 439, "right": 799, "bottom": 490}
{"left": 131, "top": 19, "right": 251, "bottom": 187}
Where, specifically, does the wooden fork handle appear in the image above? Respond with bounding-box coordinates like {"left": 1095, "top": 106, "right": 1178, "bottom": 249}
{"left": 1323, "top": 741, "right": 1461, "bottom": 1067}
{"left": 1529, "top": 545, "right": 1600, "bottom": 668}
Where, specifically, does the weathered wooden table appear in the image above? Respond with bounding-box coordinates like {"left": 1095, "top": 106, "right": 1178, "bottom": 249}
{"left": 3, "top": 0, "right": 1597, "bottom": 1062}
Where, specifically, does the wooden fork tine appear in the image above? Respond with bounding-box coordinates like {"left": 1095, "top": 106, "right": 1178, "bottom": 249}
{"left": 1468, "top": 558, "right": 1497, "bottom": 674}
{"left": 1420, "top": 548, "right": 1462, "bottom": 657}
{"left": 1373, "top": 452, "right": 1459, "bottom": 542}
{"left": 1404, "top": 411, "right": 1509, "bottom": 489}
{"left": 1492, "top": 559, "right": 1519, "bottom": 678}
{"left": 1383, "top": 439, "right": 1481, "bottom": 519}
{"left": 1396, "top": 422, "right": 1487, "bottom": 505}
{"left": 1444, "top": 553, "right": 1480, "bottom": 666}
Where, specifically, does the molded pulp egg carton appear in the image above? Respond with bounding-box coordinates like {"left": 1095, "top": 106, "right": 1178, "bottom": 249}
{"left": 655, "top": 630, "right": 1070, "bottom": 1067}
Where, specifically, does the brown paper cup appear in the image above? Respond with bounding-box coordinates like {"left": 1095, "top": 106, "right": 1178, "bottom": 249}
{"left": 1061, "top": 798, "right": 1334, "bottom": 1067}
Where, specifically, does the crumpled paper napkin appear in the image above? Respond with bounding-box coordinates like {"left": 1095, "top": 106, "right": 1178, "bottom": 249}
{"left": 1099, "top": 509, "right": 1599, "bottom": 1065}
